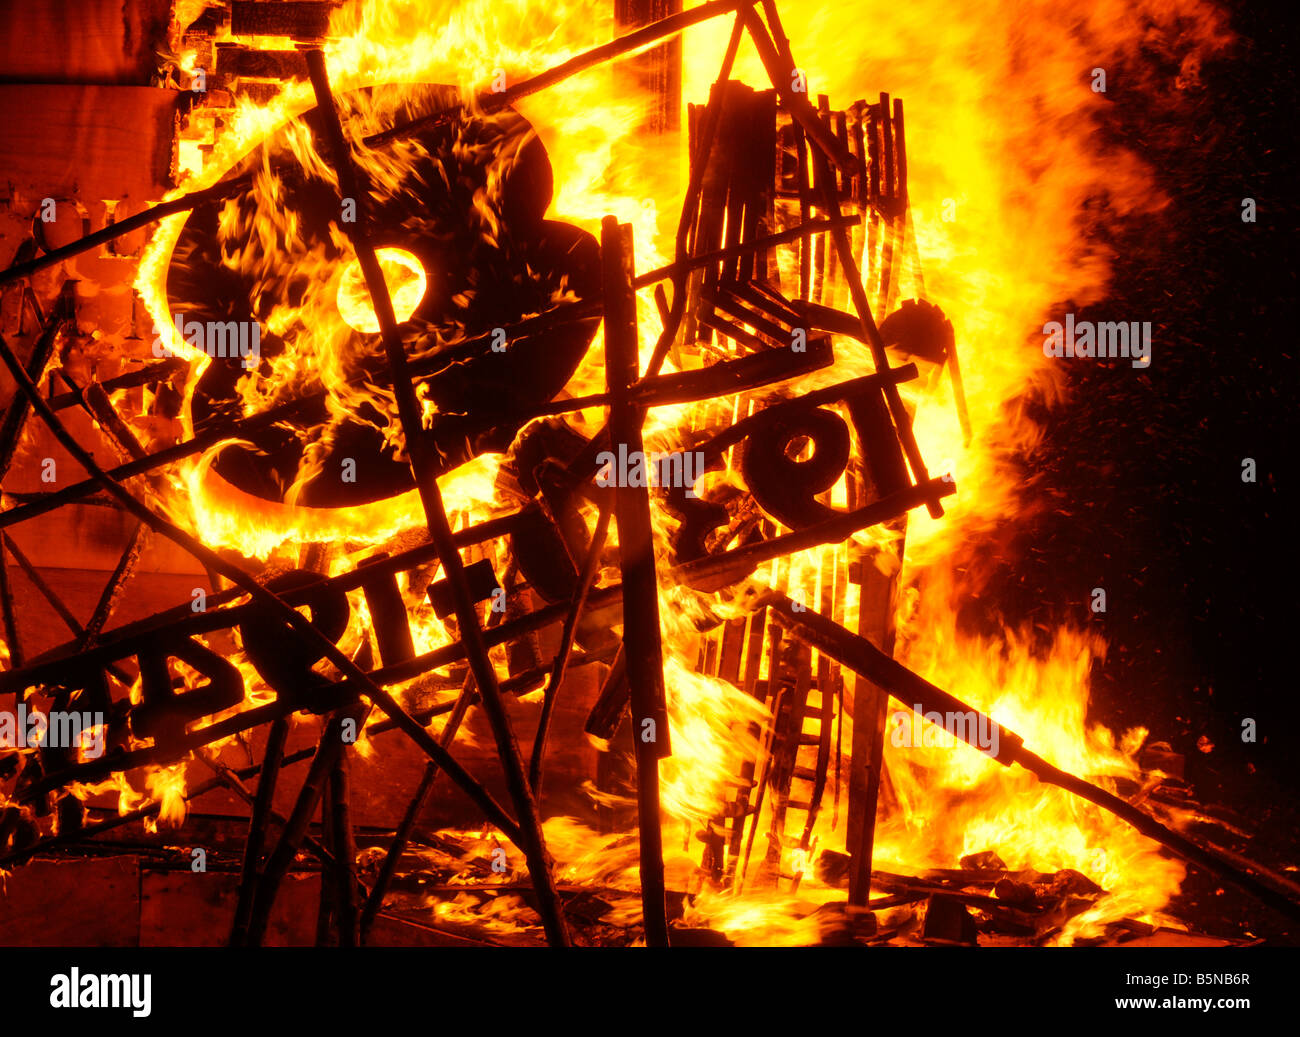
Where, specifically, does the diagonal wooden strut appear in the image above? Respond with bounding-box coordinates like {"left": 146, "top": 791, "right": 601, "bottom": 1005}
{"left": 302, "top": 46, "right": 570, "bottom": 946}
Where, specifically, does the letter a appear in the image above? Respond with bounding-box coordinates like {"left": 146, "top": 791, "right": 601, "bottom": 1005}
{"left": 1042, "top": 321, "right": 1064, "bottom": 358}
{"left": 50, "top": 974, "right": 70, "bottom": 1009}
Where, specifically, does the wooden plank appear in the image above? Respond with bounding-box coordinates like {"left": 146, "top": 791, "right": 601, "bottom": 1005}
{"left": 140, "top": 870, "right": 319, "bottom": 947}
{"left": 0, "top": 856, "right": 140, "bottom": 945}
{"left": 845, "top": 531, "right": 904, "bottom": 906}
{"left": 0, "top": 1, "right": 171, "bottom": 85}
{"left": 0, "top": 85, "right": 178, "bottom": 204}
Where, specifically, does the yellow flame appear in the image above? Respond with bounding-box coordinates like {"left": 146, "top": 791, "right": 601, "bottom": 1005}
{"left": 336, "top": 247, "right": 428, "bottom": 332}
{"left": 127, "top": 0, "right": 1236, "bottom": 942}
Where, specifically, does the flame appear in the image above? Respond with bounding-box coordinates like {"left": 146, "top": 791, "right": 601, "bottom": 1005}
{"left": 336, "top": 248, "right": 428, "bottom": 332}
{"left": 115, "top": 0, "right": 1239, "bottom": 942}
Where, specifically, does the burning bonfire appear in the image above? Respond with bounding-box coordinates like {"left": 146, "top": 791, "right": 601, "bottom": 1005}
{"left": 0, "top": 0, "right": 1295, "bottom": 950}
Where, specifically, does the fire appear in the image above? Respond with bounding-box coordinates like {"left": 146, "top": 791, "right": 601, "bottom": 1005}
{"left": 117, "top": 0, "right": 1236, "bottom": 943}
{"left": 680, "top": 0, "right": 1229, "bottom": 943}
{"left": 336, "top": 248, "right": 428, "bottom": 332}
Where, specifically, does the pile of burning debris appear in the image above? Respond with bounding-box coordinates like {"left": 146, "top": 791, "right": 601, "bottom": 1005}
{"left": 0, "top": 0, "right": 1296, "bottom": 948}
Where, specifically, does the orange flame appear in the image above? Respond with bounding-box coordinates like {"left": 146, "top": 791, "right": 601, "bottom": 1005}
{"left": 119, "top": 0, "right": 1236, "bottom": 942}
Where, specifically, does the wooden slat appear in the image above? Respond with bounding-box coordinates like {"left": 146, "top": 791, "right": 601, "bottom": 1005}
{"left": 717, "top": 615, "right": 746, "bottom": 687}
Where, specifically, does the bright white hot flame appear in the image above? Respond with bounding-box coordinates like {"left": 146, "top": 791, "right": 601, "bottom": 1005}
{"left": 336, "top": 246, "right": 428, "bottom": 332}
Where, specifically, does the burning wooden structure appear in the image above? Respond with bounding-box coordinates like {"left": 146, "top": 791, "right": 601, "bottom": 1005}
{"left": 0, "top": 0, "right": 1296, "bottom": 948}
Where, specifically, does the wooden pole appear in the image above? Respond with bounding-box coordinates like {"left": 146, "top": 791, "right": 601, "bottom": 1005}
{"left": 845, "top": 531, "right": 904, "bottom": 906}
{"left": 329, "top": 750, "right": 359, "bottom": 947}
{"left": 529, "top": 502, "right": 613, "bottom": 798}
{"left": 0, "top": 328, "right": 529, "bottom": 847}
{"left": 765, "top": 592, "right": 1300, "bottom": 924}
{"left": 246, "top": 708, "right": 361, "bottom": 947}
{"left": 0, "top": 286, "right": 68, "bottom": 480}
{"left": 601, "top": 216, "right": 671, "bottom": 946}
{"left": 739, "top": 10, "right": 940, "bottom": 518}
{"left": 358, "top": 588, "right": 514, "bottom": 943}
{"left": 0, "top": 537, "right": 22, "bottom": 668}
{"left": 303, "top": 47, "right": 570, "bottom": 947}
{"left": 230, "top": 716, "right": 290, "bottom": 946}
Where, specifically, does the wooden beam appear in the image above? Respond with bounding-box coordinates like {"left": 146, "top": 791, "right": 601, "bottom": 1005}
{"left": 845, "top": 533, "right": 903, "bottom": 906}
{"left": 601, "top": 216, "right": 671, "bottom": 946}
